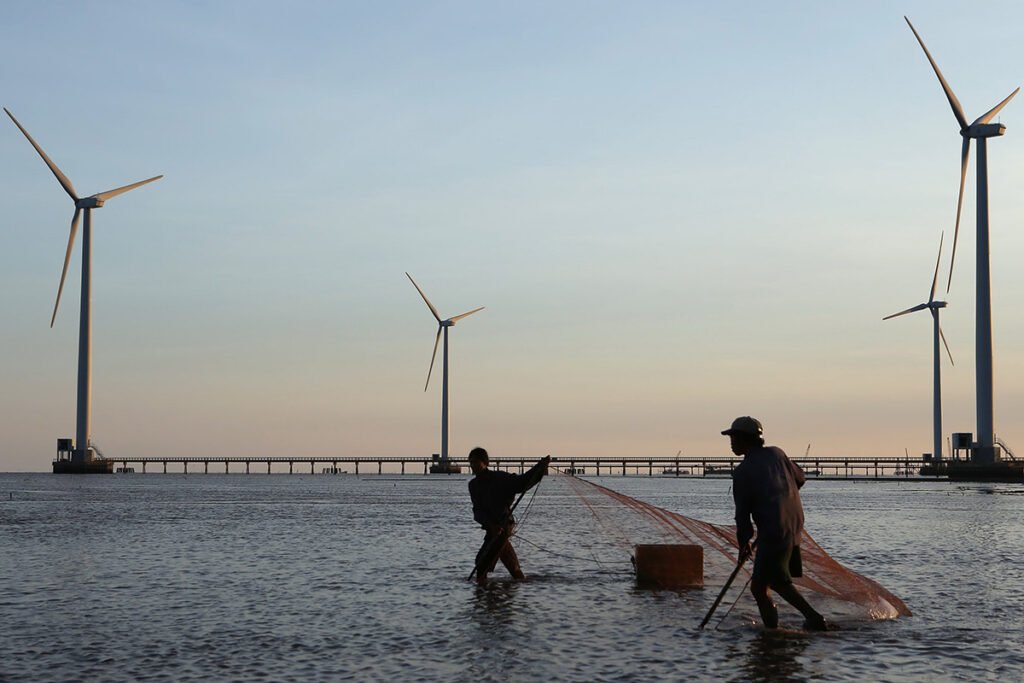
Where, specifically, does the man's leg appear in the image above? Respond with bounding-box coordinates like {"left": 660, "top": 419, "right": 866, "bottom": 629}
{"left": 498, "top": 538, "right": 525, "bottom": 580}
{"left": 749, "top": 545, "right": 780, "bottom": 628}
{"left": 772, "top": 545, "right": 827, "bottom": 630}
{"left": 475, "top": 530, "right": 507, "bottom": 586}
{"left": 749, "top": 578, "right": 779, "bottom": 628}
{"left": 772, "top": 582, "right": 827, "bottom": 630}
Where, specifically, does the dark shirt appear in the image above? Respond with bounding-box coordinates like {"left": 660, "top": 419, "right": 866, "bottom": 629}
{"left": 732, "top": 445, "right": 806, "bottom": 550}
{"left": 469, "top": 459, "right": 547, "bottom": 529}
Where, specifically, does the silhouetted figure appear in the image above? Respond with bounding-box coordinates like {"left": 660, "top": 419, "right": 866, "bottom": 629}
{"left": 723, "top": 416, "right": 827, "bottom": 631}
{"left": 468, "top": 447, "right": 549, "bottom": 586}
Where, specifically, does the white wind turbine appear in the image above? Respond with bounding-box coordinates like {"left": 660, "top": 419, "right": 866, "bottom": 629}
{"left": 6, "top": 108, "right": 162, "bottom": 465}
{"left": 884, "top": 233, "right": 954, "bottom": 464}
{"left": 406, "top": 273, "right": 484, "bottom": 469}
{"left": 905, "top": 17, "right": 1019, "bottom": 463}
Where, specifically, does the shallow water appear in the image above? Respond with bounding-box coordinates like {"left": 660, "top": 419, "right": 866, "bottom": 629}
{"left": 1, "top": 473, "right": 1021, "bottom": 681}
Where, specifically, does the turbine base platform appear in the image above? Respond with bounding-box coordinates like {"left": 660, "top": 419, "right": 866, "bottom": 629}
{"left": 920, "top": 460, "right": 1023, "bottom": 482}
{"left": 945, "top": 461, "right": 1023, "bottom": 482}
{"left": 429, "top": 462, "right": 462, "bottom": 474}
{"left": 52, "top": 458, "right": 114, "bottom": 474}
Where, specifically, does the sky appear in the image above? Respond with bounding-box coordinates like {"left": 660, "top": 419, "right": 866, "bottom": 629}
{"left": 3, "top": 1, "right": 1024, "bottom": 471}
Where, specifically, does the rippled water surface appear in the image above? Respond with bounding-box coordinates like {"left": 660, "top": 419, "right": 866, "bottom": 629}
{"left": 1, "top": 473, "right": 1022, "bottom": 682}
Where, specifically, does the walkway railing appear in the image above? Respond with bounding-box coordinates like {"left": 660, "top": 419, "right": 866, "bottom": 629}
{"left": 995, "top": 437, "right": 1017, "bottom": 461}
{"left": 102, "top": 454, "right": 933, "bottom": 478}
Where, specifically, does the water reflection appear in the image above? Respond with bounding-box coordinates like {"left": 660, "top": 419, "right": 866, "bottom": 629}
{"left": 468, "top": 581, "right": 522, "bottom": 632}
{"left": 728, "top": 630, "right": 813, "bottom": 683}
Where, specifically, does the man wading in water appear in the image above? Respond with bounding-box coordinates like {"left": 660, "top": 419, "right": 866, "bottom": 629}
{"left": 468, "top": 447, "right": 549, "bottom": 586}
{"left": 724, "top": 416, "right": 828, "bottom": 631}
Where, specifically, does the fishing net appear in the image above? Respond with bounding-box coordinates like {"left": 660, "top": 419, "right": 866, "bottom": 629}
{"left": 512, "top": 472, "right": 910, "bottom": 626}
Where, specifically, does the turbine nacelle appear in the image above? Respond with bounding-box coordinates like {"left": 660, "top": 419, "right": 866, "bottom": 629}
{"left": 964, "top": 122, "right": 1007, "bottom": 139}
{"left": 76, "top": 197, "right": 105, "bottom": 209}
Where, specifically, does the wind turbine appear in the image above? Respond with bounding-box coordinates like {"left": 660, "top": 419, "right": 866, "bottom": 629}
{"left": 406, "top": 272, "right": 484, "bottom": 469}
{"left": 884, "top": 233, "right": 954, "bottom": 464}
{"left": 6, "top": 108, "right": 162, "bottom": 467}
{"left": 905, "top": 17, "right": 1019, "bottom": 463}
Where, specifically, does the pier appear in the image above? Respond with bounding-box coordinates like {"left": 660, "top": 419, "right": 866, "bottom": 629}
{"left": 100, "top": 454, "right": 941, "bottom": 479}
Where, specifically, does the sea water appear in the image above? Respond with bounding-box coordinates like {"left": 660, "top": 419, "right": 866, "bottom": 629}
{"left": 1, "top": 472, "right": 1022, "bottom": 682}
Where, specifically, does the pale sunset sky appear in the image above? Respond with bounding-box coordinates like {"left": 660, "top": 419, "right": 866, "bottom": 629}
{"left": 3, "top": 2, "right": 1024, "bottom": 471}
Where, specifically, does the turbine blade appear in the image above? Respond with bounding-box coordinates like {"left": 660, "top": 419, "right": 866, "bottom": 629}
{"left": 973, "top": 87, "right": 1020, "bottom": 126}
{"left": 904, "top": 17, "right": 969, "bottom": 131}
{"left": 425, "top": 326, "right": 441, "bottom": 392}
{"left": 4, "top": 108, "right": 79, "bottom": 201}
{"left": 929, "top": 232, "right": 944, "bottom": 304}
{"left": 883, "top": 303, "right": 928, "bottom": 320}
{"left": 449, "top": 306, "right": 485, "bottom": 324}
{"left": 406, "top": 272, "right": 441, "bottom": 322}
{"left": 92, "top": 175, "right": 163, "bottom": 202}
{"left": 51, "top": 208, "right": 81, "bottom": 327}
{"left": 947, "top": 137, "right": 970, "bottom": 293}
{"left": 938, "top": 319, "right": 954, "bottom": 366}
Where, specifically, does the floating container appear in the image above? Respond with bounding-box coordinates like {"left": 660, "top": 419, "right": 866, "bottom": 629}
{"left": 634, "top": 544, "right": 703, "bottom": 588}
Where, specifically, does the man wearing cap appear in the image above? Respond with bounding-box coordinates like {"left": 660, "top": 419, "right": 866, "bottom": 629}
{"left": 468, "top": 447, "right": 550, "bottom": 586}
{"left": 723, "top": 416, "right": 828, "bottom": 631}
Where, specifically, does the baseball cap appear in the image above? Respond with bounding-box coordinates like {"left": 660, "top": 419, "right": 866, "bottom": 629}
{"left": 721, "top": 416, "right": 763, "bottom": 437}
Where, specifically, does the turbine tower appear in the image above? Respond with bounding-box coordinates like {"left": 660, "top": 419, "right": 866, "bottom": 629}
{"left": 905, "top": 17, "right": 1019, "bottom": 463}
{"left": 6, "top": 109, "right": 162, "bottom": 469}
{"left": 884, "top": 233, "right": 954, "bottom": 464}
{"left": 406, "top": 273, "right": 484, "bottom": 470}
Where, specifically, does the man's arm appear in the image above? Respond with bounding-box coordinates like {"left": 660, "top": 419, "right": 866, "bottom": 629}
{"left": 733, "top": 470, "right": 755, "bottom": 550}
{"left": 786, "top": 455, "right": 806, "bottom": 489}
{"left": 513, "top": 455, "right": 551, "bottom": 493}
{"left": 468, "top": 479, "right": 490, "bottom": 527}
